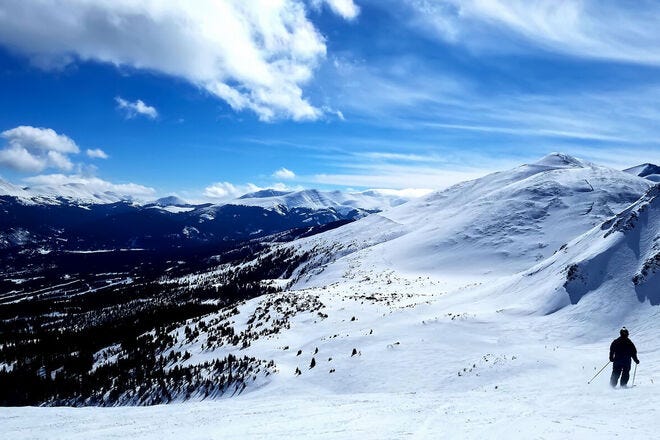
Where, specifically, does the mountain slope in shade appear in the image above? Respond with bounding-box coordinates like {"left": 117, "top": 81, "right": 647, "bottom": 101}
{"left": 148, "top": 195, "right": 190, "bottom": 207}
{"left": 624, "top": 163, "right": 660, "bottom": 182}
{"left": 500, "top": 183, "right": 660, "bottom": 316}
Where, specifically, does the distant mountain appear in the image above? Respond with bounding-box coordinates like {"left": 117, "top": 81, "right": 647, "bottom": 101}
{"left": 624, "top": 163, "right": 660, "bottom": 182}
{"left": 232, "top": 188, "right": 412, "bottom": 214}
{"left": 148, "top": 195, "right": 190, "bottom": 207}
{"left": 0, "top": 197, "right": 370, "bottom": 252}
{"left": 0, "top": 177, "right": 145, "bottom": 205}
{"left": 238, "top": 189, "right": 292, "bottom": 199}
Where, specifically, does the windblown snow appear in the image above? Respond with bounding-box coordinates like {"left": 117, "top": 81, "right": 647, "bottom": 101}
{"left": 4, "top": 154, "right": 660, "bottom": 440}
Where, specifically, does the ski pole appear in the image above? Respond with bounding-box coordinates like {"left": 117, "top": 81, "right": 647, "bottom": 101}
{"left": 632, "top": 363, "right": 637, "bottom": 387}
{"left": 588, "top": 361, "right": 611, "bottom": 384}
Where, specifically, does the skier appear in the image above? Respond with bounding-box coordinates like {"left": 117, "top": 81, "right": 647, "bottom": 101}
{"left": 609, "top": 327, "right": 639, "bottom": 388}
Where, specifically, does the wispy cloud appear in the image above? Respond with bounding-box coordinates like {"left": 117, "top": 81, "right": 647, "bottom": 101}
{"left": 402, "top": 0, "right": 660, "bottom": 65}
{"left": 115, "top": 97, "right": 158, "bottom": 120}
{"left": 273, "top": 167, "right": 296, "bottom": 179}
{"left": 295, "top": 147, "right": 525, "bottom": 190}
{"left": 86, "top": 148, "right": 109, "bottom": 159}
{"left": 312, "top": 0, "right": 360, "bottom": 20}
{"left": 325, "top": 51, "right": 660, "bottom": 153}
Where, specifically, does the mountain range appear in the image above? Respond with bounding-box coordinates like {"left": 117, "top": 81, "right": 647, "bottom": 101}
{"left": 2, "top": 153, "right": 660, "bottom": 438}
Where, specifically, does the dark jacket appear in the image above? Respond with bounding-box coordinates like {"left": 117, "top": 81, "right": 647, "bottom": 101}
{"left": 610, "top": 336, "right": 639, "bottom": 367}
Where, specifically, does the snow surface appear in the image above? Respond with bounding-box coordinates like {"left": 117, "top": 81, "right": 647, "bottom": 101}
{"left": 3, "top": 154, "right": 659, "bottom": 439}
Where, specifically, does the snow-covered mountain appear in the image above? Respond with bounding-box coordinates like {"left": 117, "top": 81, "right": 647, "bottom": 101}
{"left": 0, "top": 184, "right": 410, "bottom": 251}
{"left": 230, "top": 188, "right": 413, "bottom": 214}
{"left": 272, "top": 153, "right": 652, "bottom": 286}
{"left": 0, "top": 177, "right": 146, "bottom": 205}
{"left": 0, "top": 177, "right": 29, "bottom": 198}
{"left": 624, "top": 163, "right": 660, "bottom": 182}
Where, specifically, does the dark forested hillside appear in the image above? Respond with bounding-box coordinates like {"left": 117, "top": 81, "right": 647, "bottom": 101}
{"left": 0, "top": 204, "right": 350, "bottom": 406}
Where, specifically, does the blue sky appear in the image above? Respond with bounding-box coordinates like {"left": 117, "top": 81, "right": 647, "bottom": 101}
{"left": 0, "top": 0, "right": 659, "bottom": 201}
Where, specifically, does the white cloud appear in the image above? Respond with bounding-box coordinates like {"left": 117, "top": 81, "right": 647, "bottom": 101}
{"left": 2, "top": 126, "right": 78, "bottom": 153}
{"left": 273, "top": 167, "right": 296, "bottom": 179}
{"left": 86, "top": 148, "right": 109, "bottom": 159}
{"left": 404, "top": 0, "right": 660, "bottom": 64}
{"left": 115, "top": 97, "right": 158, "bottom": 120}
{"left": 0, "top": 1, "right": 355, "bottom": 121}
{"left": 0, "top": 126, "right": 79, "bottom": 172}
{"left": 203, "top": 182, "right": 244, "bottom": 199}
{"left": 0, "top": 146, "right": 45, "bottom": 172}
{"left": 313, "top": 0, "right": 360, "bottom": 20}
{"left": 24, "top": 173, "right": 156, "bottom": 201}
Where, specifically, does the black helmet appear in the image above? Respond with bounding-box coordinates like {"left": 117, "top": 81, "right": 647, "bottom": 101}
{"left": 620, "top": 327, "right": 629, "bottom": 337}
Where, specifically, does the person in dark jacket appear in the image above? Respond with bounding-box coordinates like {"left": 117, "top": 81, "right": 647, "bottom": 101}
{"left": 610, "top": 327, "right": 639, "bottom": 388}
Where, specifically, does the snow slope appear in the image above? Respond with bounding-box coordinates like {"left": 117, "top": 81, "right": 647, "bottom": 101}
{"left": 4, "top": 262, "right": 660, "bottom": 439}
{"left": 4, "top": 154, "right": 659, "bottom": 439}
{"left": 275, "top": 153, "right": 652, "bottom": 286}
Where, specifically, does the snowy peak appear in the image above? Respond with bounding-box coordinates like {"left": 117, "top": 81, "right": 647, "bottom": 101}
{"left": 532, "top": 152, "right": 591, "bottom": 169}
